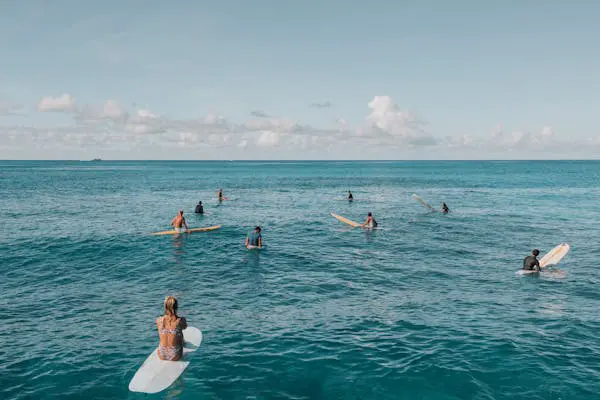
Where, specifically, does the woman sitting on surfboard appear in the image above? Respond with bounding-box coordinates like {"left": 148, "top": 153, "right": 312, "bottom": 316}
{"left": 156, "top": 296, "right": 187, "bottom": 361}
{"left": 523, "top": 249, "right": 541, "bottom": 272}
{"left": 361, "top": 212, "right": 377, "bottom": 228}
{"left": 170, "top": 211, "right": 188, "bottom": 233}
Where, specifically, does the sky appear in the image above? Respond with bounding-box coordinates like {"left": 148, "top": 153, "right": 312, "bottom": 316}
{"left": 1, "top": 0, "right": 599, "bottom": 160}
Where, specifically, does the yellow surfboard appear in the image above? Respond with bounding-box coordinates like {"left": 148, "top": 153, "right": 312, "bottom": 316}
{"left": 331, "top": 213, "right": 362, "bottom": 228}
{"left": 152, "top": 225, "right": 222, "bottom": 236}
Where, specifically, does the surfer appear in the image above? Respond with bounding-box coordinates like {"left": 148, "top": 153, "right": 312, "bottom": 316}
{"left": 218, "top": 188, "right": 224, "bottom": 202}
{"left": 348, "top": 191, "right": 353, "bottom": 201}
{"left": 441, "top": 203, "right": 449, "bottom": 213}
{"left": 245, "top": 226, "right": 262, "bottom": 248}
{"left": 523, "top": 249, "right": 541, "bottom": 272}
{"left": 194, "top": 201, "right": 204, "bottom": 214}
{"left": 362, "top": 212, "right": 377, "bottom": 228}
{"left": 156, "top": 296, "right": 187, "bottom": 361}
{"left": 170, "top": 210, "right": 189, "bottom": 233}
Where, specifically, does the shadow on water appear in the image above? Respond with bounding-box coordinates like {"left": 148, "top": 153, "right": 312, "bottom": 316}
{"left": 243, "top": 247, "right": 262, "bottom": 267}
{"left": 171, "top": 233, "right": 189, "bottom": 266}
{"left": 364, "top": 229, "right": 377, "bottom": 243}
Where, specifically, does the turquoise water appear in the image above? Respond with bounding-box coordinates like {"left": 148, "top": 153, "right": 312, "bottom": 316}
{"left": 1, "top": 160, "right": 600, "bottom": 400}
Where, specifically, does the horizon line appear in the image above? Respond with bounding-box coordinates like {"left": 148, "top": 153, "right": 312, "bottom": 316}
{"left": 1, "top": 158, "right": 600, "bottom": 162}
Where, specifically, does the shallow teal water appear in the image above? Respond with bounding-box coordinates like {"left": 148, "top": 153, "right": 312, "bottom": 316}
{"left": 1, "top": 160, "right": 600, "bottom": 400}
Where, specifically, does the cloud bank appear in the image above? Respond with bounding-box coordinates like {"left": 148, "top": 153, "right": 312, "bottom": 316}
{"left": 1, "top": 92, "right": 596, "bottom": 159}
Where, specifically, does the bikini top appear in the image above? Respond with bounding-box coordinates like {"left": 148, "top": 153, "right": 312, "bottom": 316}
{"left": 158, "top": 316, "right": 183, "bottom": 336}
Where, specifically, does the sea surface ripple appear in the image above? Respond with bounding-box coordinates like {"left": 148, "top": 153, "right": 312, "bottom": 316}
{"left": 1, "top": 160, "right": 600, "bottom": 399}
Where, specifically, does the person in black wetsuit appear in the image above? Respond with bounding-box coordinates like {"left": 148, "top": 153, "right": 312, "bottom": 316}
{"left": 441, "top": 203, "right": 449, "bottom": 213}
{"left": 348, "top": 191, "right": 353, "bottom": 201}
{"left": 194, "top": 201, "right": 204, "bottom": 214}
{"left": 523, "top": 249, "right": 541, "bottom": 271}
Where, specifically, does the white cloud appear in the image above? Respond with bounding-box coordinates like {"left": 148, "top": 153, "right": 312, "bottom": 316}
{"left": 125, "top": 108, "right": 164, "bottom": 134}
{"left": 203, "top": 113, "right": 227, "bottom": 125}
{"left": 541, "top": 126, "right": 553, "bottom": 138}
{"left": 102, "top": 100, "right": 126, "bottom": 120}
{"left": 245, "top": 117, "right": 295, "bottom": 132}
{"left": 366, "top": 96, "right": 419, "bottom": 136}
{"left": 76, "top": 99, "right": 128, "bottom": 124}
{"left": 359, "top": 95, "right": 435, "bottom": 146}
{"left": 37, "top": 94, "right": 76, "bottom": 112}
{"left": 256, "top": 131, "right": 281, "bottom": 147}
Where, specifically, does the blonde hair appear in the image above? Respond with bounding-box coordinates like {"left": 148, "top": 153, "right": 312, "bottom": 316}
{"left": 164, "top": 296, "right": 178, "bottom": 317}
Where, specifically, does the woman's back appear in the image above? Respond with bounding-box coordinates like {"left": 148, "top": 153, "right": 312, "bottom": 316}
{"left": 156, "top": 315, "right": 187, "bottom": 360}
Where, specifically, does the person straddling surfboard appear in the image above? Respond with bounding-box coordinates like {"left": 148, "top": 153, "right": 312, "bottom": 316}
{"left": 245, "top": 226, "right": 262, "bottom": 248}
{"left": 218, "top": 188, "right": 224, "bottom": 202}
{"left": 348, "top": 191, "right": 353, "bottom": 201}
{"left": 441, "top": 203, "right": 449, "bottom": 213}
{"left": 361, "top": 212, "right": 377, "bottom": 228}
{"left": 194, "top": 201, "right": 204, "bottom": 214}
{"left": 170, "top": 210, "right": 189, "bottom": 233}
{"left": 156, "top": 296, "right": 187, "bottom": 361}
{"left": 523, "top": 249, "right": 541, "bottom": 272}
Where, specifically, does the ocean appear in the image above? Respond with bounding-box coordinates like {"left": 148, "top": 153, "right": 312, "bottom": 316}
{"left": 1, "top": 160, "right": 600, "bottom": 400}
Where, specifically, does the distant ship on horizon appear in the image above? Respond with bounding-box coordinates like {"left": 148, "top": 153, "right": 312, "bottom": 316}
{"left": 91, "top": 158, "right": 102, "bottom": 162}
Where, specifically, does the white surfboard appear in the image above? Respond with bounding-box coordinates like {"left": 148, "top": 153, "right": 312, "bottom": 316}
{"left": 411, "top": 194, "right": 436, "bottom": 212}
{"left": 516, "top": 243, "right": 570, "bottom": 276}
{"left": 129, "top": 327, "right": 202, "bottom": 394}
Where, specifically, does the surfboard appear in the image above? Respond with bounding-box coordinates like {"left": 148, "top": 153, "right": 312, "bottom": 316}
{"left": 129, "top": 327, "right": 202, "bottom": 394}
{"left": 246, "top": 245, "right": 263, "bottom": 250}
{"left": 152, "top": 225, "right": 221, "bottom": 236}
{"left": 516, "top": 243, "right": 570, "bottom": 275}
{"left": 411, "top": 194, "right": 436, "bottom": 212}
{"left": 331, "top": 213, "right": 362, "bottom": 228}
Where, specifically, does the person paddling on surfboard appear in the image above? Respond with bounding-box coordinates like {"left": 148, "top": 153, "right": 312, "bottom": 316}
{"left": 361, "top": 212, "right": 377, "bottom": 228}
{"left": 156, "top": 296, "right": 187, "bottom": 361}
{"left": 441, "top": 203, "right": 449, "bottom": 213}
{"left": 194, "top": 201, "right": 204, "bottom": 214}
{"left": 170, "top": 211, "right": 189, "bottom": 233}
{"left": 245, "top": 226, "right": 262, "bottom": 248}
{"left": 523, "top": 249, "right": 541, "bottom": 272}
{"left": 348, "top": 191, "right": 353, "bottom": 201}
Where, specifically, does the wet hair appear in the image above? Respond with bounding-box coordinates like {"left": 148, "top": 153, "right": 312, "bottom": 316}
{"left": 255, "top": 226, "right": 261, "bottom": 232}
{"left": 198, "top": 201, "right": 202, "bottom": 204}
{"left": 532, "top": 249, "right": 540, "bottom": 256}
{"left": 179, "top": 210, "right": 184, "bottom": 215}
{"left": 164, "top": 296, "right": 178, "bottom": 317}
{"left": 368, "top": 212, "right": 372, "bottom": 216}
